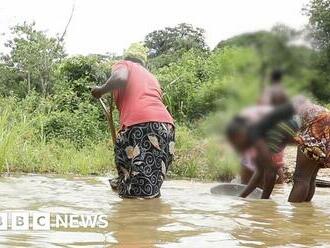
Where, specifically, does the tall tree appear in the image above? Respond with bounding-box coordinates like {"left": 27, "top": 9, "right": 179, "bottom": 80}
{"left": 1, "top": 22, "right": 65, "bottom": 96}
{"left": 305, "top": 0, "right": 330, "bottom": 101}
{"left": 145, "top": 23, "right": 209, "bottom": 69}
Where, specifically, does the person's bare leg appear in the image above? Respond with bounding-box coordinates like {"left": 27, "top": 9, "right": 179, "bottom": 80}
{"left": 305, "top": 167, "right": 319, "bottom": 202}
{"left": 288, "top": 149, "right": 317, "bottom": 203}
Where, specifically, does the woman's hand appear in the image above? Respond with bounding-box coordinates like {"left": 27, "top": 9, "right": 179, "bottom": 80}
{"left": 91, "top": 86, "right": 104, "bottom": 99}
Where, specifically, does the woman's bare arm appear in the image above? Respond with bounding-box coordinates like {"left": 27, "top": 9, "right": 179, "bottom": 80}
{"left": 255, "top": 140, "right": 277, "bottom": 199}
{"left": 91, "top": 67, "right": 129, "bottom": 98}
{"left": 240, "top": 145, "right": 264, "bottom": 198}
{"left": 240, "top": 167, "right": 263, "bottom": 198}
{"left": 240, "top": 139, "right": 277, "bottom": 199}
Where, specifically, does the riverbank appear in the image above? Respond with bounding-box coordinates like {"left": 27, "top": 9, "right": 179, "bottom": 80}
{"left": 0, "top": 115, "right": 240, "bottom": 181}
{"left": 5, "top": 138, "right": 330, "bottom": 183}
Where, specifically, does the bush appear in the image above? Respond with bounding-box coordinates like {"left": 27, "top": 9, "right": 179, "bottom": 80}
{"left": 170, "top": 124, "right": 239, "bottom": 181}
{"left": 154, "top": 47, "right": 261, "bottom": 122}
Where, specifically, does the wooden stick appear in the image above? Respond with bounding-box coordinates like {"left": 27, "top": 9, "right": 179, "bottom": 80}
{"left": 99, "top": 98, "right": 116, "bottom": 145}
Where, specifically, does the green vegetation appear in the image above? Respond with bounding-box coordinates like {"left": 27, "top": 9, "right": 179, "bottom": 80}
{"left": 0, "top": 1, "right": 329, "bottom": 181}
{"left": 305, "top": 0, "right": 330, "bottom": 102}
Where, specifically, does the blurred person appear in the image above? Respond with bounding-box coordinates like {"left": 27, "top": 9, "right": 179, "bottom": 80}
{"left": 240, "top": 69, "right": 289, "bottom": 185}
{"left": 260, "top": 69, "right": 289, "bottom": 182}
{"left": 238, "top": 106, "right": 285, "bottom": 186}
{"left": 259, "top": 69, "right": 289, "bottom": 106}
{"left": 226, "top": 96, "right": 330, "bottom": 202}
{"left": 91, "top": 43, "right": 175, "bottom": 199}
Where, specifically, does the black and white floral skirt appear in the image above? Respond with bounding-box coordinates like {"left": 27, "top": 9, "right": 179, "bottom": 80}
{"left": 114, "top": 122, "right": 175, "bottom": 198}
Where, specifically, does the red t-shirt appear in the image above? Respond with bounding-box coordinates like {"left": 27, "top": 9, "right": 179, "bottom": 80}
{"left": 112, "top": 60, "right": 174, "bottom": 129}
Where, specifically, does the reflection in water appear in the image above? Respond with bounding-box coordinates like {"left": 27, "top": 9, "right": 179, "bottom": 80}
{"left": 230, "top": 200, "right": 284, "bottom": 247}
{"left": 109, "top": 198, "right": 172, "bottom": 247}
{"left": 0, "top": 175, "right": 329, "bottom": 247}
{"left": 229, "top": 189, "right": 330, "bottom": 248}
{"left": 288, "top": 203, "right": 330, "bottom": 247}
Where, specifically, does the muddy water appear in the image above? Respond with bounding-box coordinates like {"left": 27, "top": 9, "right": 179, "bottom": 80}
{"left": 0, "top": 175, "right": 330, "bottom": 247}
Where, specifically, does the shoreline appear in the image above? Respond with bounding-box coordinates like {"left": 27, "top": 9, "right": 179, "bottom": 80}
{"left": 1, "top": 146, "right": 329, "bottom": 183}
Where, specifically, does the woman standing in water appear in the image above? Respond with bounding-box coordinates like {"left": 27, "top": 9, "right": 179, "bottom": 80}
{"left": 92, "top": 43, "right": 175, "bottom": 198}
{"left": 226, "top": 97, "right": 329, "bottom": 202}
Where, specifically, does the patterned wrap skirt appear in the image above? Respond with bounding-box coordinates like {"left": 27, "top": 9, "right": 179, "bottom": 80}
{"left": 114, "top": 122, "right": 175, "bottom": 198}
{"left": 295, "top": 112, "right": 330, "bottom": 168}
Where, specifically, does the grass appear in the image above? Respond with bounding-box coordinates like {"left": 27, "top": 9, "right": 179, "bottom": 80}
{"left": 0, "top": 105, "right": 114, "bottom": 175}
{"left": 170, "top": 125, "right": 239, "bottom": 181}
{"left": 0, "top": 102, "right": 239, "bottom": 181}
{"left": 8, "top": 141, "right": 114, "bottom": 175}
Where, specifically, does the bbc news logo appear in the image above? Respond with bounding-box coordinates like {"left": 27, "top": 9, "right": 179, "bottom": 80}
{"left": 0, "top": 212, "right": 108, "bottom": 231}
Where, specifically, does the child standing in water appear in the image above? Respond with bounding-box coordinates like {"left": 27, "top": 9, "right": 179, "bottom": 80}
{"left": 227, "top": 97, "right": 330, "bottom": 202}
